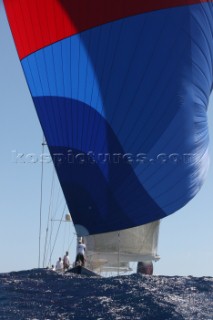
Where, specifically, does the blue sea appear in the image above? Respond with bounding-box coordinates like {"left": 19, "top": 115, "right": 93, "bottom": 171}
{"left": 0, "top": 269, "right": 212, "bottom": 319}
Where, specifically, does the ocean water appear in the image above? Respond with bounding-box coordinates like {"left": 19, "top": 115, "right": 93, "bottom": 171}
{"left": 0, "top": 269, "right": 212, "bottom": 320}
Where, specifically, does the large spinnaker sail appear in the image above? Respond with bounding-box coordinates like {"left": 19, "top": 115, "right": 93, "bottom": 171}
{"left": 4, "top": 1, "right": 213, "bottom": 236}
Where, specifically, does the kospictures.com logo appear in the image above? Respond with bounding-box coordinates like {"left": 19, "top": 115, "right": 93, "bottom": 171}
{"left": 11, "top": 150, "right": 197, "bottom": 165}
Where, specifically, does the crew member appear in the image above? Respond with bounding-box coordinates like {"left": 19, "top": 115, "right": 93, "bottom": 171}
{"left": 75, "top": 239, "right": 86, "bottom": 266}
{"left": 55, "top": 257, "right": 63, "bottom": 271}
{"left": 63, "top": 251, "right": 70, "bottom": 270}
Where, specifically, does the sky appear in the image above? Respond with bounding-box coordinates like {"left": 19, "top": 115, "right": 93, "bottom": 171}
{"left": 0, "top": 1, "right": 212, "bottom": 276}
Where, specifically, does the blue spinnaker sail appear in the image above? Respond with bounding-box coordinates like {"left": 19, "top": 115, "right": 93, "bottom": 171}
{"left": 4, "top": 1, "right": 213, "bottom": 235}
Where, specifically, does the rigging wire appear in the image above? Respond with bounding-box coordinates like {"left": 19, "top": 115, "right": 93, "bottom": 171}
{"left": 47, "top": 203, "right": 67, "bottom": 266}
{"left": 46, "top": 188, "right": 65, "bottom": 264}
{"left": 42, "top": 167, "right": 55, "bottom": 267}
{"left": 68, "top": 233, "right": 76, "bottom": 252}
{"left": 38, "top": 136, "right": 46, "bottom": 268}
{"left": 62, "top": 219, "right": 67, "bottom": 255}
{"left": 62, "top": 218, "right": 75, "bottom": 257}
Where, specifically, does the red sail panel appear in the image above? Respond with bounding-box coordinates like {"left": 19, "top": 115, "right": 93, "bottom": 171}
{"left": 4, "top": 0, "right": 211, "bottom": 59}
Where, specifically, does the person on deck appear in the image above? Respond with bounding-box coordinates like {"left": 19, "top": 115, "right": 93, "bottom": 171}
{"left": 55, "top": 257, "right": 63, "bottom": 271}
{"left": 63, "top": 251, "right": 70, "bottom": 270}
{"left": 75, "top": 239, "right": 86, "bottom": 266}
